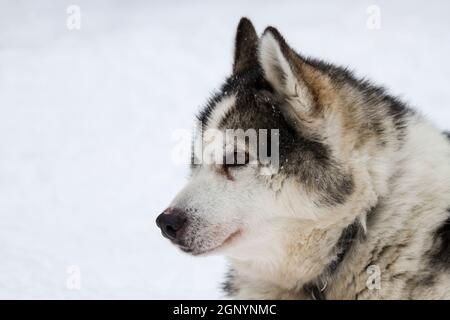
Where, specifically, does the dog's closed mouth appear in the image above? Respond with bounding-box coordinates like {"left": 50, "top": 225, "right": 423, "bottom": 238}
{"left": 181, "top": 230, "right": 242, "bottom": 256}
{"left": 179, "top": 246, "right": 193, "bottom": 253}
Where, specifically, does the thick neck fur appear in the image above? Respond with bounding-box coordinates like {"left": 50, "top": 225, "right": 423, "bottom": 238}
{"left": 226, "top": 219, "right": 361, "bottom": 299}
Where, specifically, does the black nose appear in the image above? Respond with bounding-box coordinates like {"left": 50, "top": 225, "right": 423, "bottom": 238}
{"left": 156, "top": 209, "right": 187, "bottom": 241}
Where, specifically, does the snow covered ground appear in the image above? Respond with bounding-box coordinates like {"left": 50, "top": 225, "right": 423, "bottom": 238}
{"left": 0, "top": 0, "right": 450, "bottom": 299}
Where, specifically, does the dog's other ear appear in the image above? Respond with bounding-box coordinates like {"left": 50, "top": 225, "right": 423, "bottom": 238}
{"left": 233, "top": 17, "right": 258, "bottom": 74}
{"left": 258, "top": 27, "right": 316, "bottom": 112}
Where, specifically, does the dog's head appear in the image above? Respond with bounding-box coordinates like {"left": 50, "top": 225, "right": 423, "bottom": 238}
{"left": 156, "top": 18, "right": 403, "bottom": 257}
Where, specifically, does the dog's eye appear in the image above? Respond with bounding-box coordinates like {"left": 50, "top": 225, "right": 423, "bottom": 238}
{"left": 224, "top": 151, "right": 250, "bottom": 168}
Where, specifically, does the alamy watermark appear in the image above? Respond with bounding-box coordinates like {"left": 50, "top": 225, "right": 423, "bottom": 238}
{"left": 366, "top": 264, "right": 381, "bottom": 290}
{"left": 66, "top": 265, "right": 81, "bottom": 290}
{"left": 366, "top": 5, "right": 381, "bottom": 30}
{"left": 172, "top": 127, "right": 280, "bottom": 175}
{"left": 66, "top": 5, "right": 81, "bottom": 31}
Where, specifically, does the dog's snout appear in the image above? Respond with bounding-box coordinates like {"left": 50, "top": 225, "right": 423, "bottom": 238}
{"left": 156, "top": 208, "right": 187, "bottom": 241}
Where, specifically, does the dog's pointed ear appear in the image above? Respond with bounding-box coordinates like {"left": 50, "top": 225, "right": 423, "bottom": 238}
{"left": 233, "top": 17, "right": 259, "bottom": 74}
{"left": 259, "top": 27, "right": 327, "bottom": 133}
{"left": 258, "top": 27, "right": 315, "bottom": 109}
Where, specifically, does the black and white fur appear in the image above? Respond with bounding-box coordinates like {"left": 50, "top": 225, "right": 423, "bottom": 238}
{"left": 156, "top": 18, "right": 450, "bottom": 299}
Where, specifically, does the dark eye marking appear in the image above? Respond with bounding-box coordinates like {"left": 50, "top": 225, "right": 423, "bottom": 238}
{"left": 218, "top": 165, "right": 234, "bottom": 181}
{"left": 224, "top": 151, "right": 250, "bottom": 168}
{"left": 218, "top": 151, "right": 250, "bottom": 181}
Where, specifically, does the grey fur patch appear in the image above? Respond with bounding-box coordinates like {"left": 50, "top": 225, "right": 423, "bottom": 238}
{"left": 222, "top": 268, "right": 238, "bottom": 297}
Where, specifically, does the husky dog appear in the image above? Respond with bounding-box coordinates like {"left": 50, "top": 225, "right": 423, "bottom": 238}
{"left": 156, "top": 18, "right": 450, "bottom": 299}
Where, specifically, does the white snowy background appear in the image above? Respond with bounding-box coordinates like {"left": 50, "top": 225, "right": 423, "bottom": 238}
{"left": 1, "top": 0, "right": 450, "bottom": 299}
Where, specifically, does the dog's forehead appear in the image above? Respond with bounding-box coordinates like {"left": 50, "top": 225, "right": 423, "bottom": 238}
{"left": 204, "top": 94, "right": 237, "bottom": 130}
{"left": 199, "top": 70, "right": 261, "bottom": 127}
{"left": 199, "top": 71, "right": 284, "bottom": 133}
